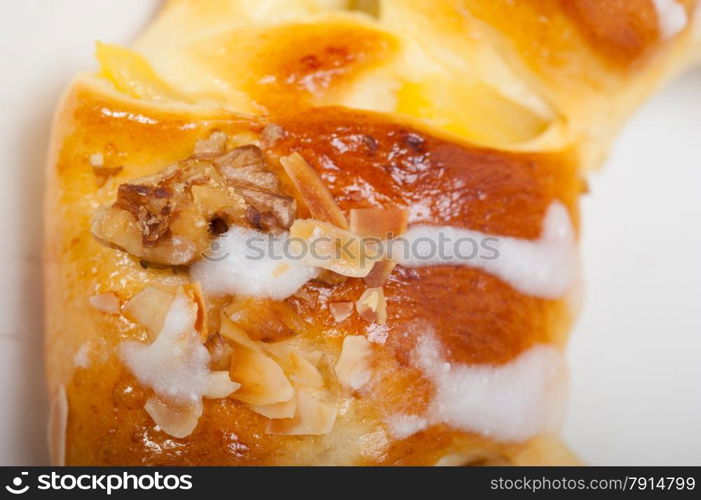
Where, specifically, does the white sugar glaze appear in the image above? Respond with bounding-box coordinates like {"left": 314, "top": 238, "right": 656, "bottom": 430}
{"left": 396, "top": 202, "right": 578, "bottom": 299}
{"left": 389, "top": 328, "right": 566, "bottom": 442}
{"left": 120, "top": 289, "right": 210, "bottom": 403}
{"left": 192, "top": 202, "right": 577, "bottom": 300}
{"left": 191, "top": 226, "right": 319, "bottom": 300}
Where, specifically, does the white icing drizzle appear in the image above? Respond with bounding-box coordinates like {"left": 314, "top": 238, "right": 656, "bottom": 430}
{"left": 192, "top": 202, "right": 576, "bottom": 300}
{"left": 191, "top": 226, "right": 319, "bottom": 300}
{"left": 652, "top": 0, "right": 688, "bottom": 39}
{"left": 120, "top": 289, "right": 210, "bottom": 403}
{"left": 390, "top": 328, "right": 565, "bottom": 442}
{"left": 396, "top": 202, "right": 578, "bottom": 299}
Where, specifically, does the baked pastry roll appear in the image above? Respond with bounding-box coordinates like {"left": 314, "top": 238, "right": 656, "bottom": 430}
{"left": 45, "top": 0, "right": 699, "bottom": 465}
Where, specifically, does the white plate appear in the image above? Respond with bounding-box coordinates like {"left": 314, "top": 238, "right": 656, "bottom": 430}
{"left": 0, "top": 0, "right": 698, "bottom": 465}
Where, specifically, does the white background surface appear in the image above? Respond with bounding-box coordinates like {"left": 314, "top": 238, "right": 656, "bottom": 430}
{"left": 0, "top": 0, "right": 699, "bottom": 465}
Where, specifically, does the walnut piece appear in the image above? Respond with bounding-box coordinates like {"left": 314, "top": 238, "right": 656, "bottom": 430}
{"left": 91, "top": 133, "right": 296, "bottom": 266}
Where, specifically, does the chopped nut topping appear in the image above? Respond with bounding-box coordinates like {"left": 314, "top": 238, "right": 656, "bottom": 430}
{"left": 217, "top": 309, "right": 339, "bottom": 432}
{"left": 229, "top": 344, "right": 295, "bottom": 407}
{"left": 92, "top": 165, "right": 123, "bottom": 188}
{"left": 183, "top": 282, "right": 208, "bottom": 342}
{"left": 266, "top": 390, "right": 337, "bottom": 436}
{"left": 206, "top": 333, "right": 234, "bottom": 371}
{"left": 356, "top": 287, "right": 387, "bottom": 325}
{"left": 347, "top": 189, "right": 364, "bottom": 202}
{"left": 224, "top": 297, "right": 304, "bottom": 343}
{"left": 289, "top": 219, "right": 380, "bottom": 278}
{"left": 363, "top": 260, "right": 397, "bottom": 288}
{"left": 349, "top": 207, "right": 409, "bottom": 238}
{"left": 221, "top": 316, "right": 295, "bottom": 407}
{"left": 292, "top": 287, "right": 319, "bottom": 309}
{"left": 122, "top": 287, "right": 174, "bottom": 336}
{"left": 290, "top": 352, "right": 324, "bottom": 388}
{"left": 203, "top": 371, "right": 240, "bottom": 399}
{"left": 219, "top": 314, "right": 259, "bottom": 348}
{"left": 335, "top": 335, "right": 373, "bottom": 391}
{"left": 88, "top": 292, "right": 120, "bottom": 314}
{"left": 249, "top": 397, "right": 298, "bottom": 419}
{"left": 329, "top": 301, "right": 354, "bottom": 322}
{"left": 91, "top": 133, "right": 295, "bottom": 266}
{"left": 313, "top": 269, "right": 348, "bottom": 286}
{"left": 144, "top": 396, "right": 202, "bottom": 439}
{"left": 280, "top": 152, "right": 349, "bottom": 229}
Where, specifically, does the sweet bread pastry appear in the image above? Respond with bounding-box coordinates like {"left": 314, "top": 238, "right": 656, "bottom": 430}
{"left": 44, "top": 0, "right": 699, "bottom": 465}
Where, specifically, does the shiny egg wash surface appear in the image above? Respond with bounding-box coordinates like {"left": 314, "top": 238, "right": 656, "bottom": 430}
{"left": 48, "top": 83, "right": 580, "bottom": 465}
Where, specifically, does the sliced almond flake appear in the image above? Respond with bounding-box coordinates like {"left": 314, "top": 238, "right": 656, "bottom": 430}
{"left": 347, "top": 189, "right": 364, "bottom": 202}
{"left": 293, "top": 287, "right": 319, "bottom": 309}
{"left": 207, "top": 334, "right": 234, "bottom": 371}
{"left": 261, "top": 340, "right": 293, "bottom": 372}
{"left": 363, "top": 260, "right": 397, "bottom": 288}
{"left": 229, "top": 344, "right": 295, "bottom": 406}
{"left": 279, "top": 152, "right": 349, "bottom": 229}
{"left": 266, "top": 390, "right": 337, "bottom": 436}
{"left": 93, "top": 165, "right": 123, "bottom": 188}
{"left": 304, "top": 350, "right": 323, "bottom": 366}
{"left": 263, "top": 342, "right": 323, "bottom": 372}
{"left": 329, "top": 301, "right": 354, "bottom": 322}
{"left": 88, "top": 292, "right": 120, "bottom": 314}
{"left": 219, "top": 314, "right": 259, "bottom": 350}
{"left": 183, "top": 282, "right": 208, "bottom": 341}
{"left": 122, "top": 287, "right": 175, "bottom": 336}
{"left": 349, "top": 208, "right": 409, "bottom": 238}
{"left": 204, "top": 371, "right": 241, "bottom": 399}
{"left": 144, "top": 396, "right": 203, "bottom": 439}
{"left": 314, "top": 269, "right": 348, "bottom": 285}
{"left": 249, "top": 396, "right": 298, "bottom": 419}
{"left": 224, "top": 298, "right": 303, "bottom": 343}
{"left": 47, "top": 384, "right": 68, "bottom": 466}
{"left": 291, "top": 352, "right": 324, "bottom": 388}
{"left": 289, "top": 219, "right": 379, "bottom": 278}
{"left": 335, "top": 335, "right": 374, "bottom": 391}
{"left": 356, "top": 287, "right": 387, "bottom": 325}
